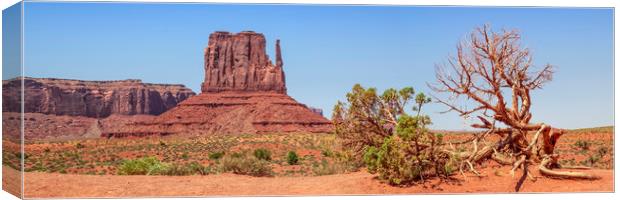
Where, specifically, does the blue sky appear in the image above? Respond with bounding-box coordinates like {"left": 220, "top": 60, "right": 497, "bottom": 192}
{"left": 6, "top": 2, "right": 614, "bottom": 130}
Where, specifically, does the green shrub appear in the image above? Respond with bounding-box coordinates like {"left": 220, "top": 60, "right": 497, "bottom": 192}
{"left": 287, "top": 151, "right": 299, "bottom": 165}
{"left": 218, "top": 154, "right": 273, "bottom": 177}
{"left": 208, "top": 151, "right": 225, "bottom": 160}
{"left": 231, "top": 152, "right": 244, "bottom": 158}
{"left": 363, "top": 146, "right": 380, "bottom": 173}
{"left": 117, "top": 157, "right": 169, "bottom": 175}
{"left": 162, "top": 163, "right": 193, "bottom": 176}
{"left": 312, "top": 158, "right": 340, "bottom": 176}
{"left": 363, "top": 114, "right": 454, "bottom": 186}
{"left": 321, "top": 149, "right": 334, "bottom": 157}
{"left": 597, "top": 146, "right": 609, "bottom": 156}
{"left": 574, "top": 140, "right": 591, "bottom": 151}
{"left": 253, "top": 148, "right": 272, "bottom": 161}
{"left": 181, "top": 152, "right": 190, "bottom": 160}
{"left": 187, "top": 161, "right": 212, "bottom": 175}
{"left": 581, "top": 154, "right": 602, "bottom": 167}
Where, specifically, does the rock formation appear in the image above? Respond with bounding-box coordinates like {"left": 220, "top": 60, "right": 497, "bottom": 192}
{"left": 2, "top": 77, "right": 195, "bottom": 118}
{"left": 308, "top": 107, "right": 324, "bottom": 117}
{"left": 2, "top": 112, "right": 157, "bottom": 141}
{"left": 201, "top": 31, "right": 286, "bottom": 94}
{"left": 103, "top": 31, "right": 333, "bottom": 137}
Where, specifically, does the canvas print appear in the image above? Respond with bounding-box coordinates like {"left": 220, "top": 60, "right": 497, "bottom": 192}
{"left": 1, "top": 1, "right": 614, "bottom": 199}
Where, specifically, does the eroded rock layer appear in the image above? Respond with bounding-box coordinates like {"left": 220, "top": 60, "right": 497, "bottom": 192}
{"left": 2, "top": 77, "right": 195, "bottom": 118}
{"left": 2, "top": 112, "right": 156, "bottom": 141}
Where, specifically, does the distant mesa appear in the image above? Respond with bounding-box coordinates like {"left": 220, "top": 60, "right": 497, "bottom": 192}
{"left": 2, "top": 77, "right": 193, "bottom": 141}
{"left": 2, "top": 77, "right": 195, "bottom": 118}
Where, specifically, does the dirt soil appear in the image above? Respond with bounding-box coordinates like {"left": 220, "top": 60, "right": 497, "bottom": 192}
{"left": 16, "top": 165, "right": 612, "bottom": 198}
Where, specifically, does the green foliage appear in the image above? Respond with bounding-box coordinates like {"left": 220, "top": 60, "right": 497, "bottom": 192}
{"left": 117, "top": 157, "right": 169, "bottom": 175}
{"left": 231, "top": 152, "right": 244, "bottom": 158}
{"left": 187, "top": 161, "right": 212, "bottom": 175}
{"left": 573, "top": 140, "right": 591, "bottom": 152}
{"left": 181, "top": 152, "right": 190, "bottom": 160}
{"left": 253, "top": 148, "right": 272, "bottom": 161}
{"left": 161, "top": 162, "right": 212, "bottom": 176}
{"left": 363, "top": 146, "right": 380, "bottom": 174}
{"left": 580, "top": 146, "right": 610, "bottom": 167}
{"left": 287, "top": 151, "right": 299, "bottom": 165}
{"left": 312, "top": 158, "right": 339, "bottom": 176}
{"left": 332, "top": 84, "right": 418, "bottom": 156}
{"left": 335, "top": 84, "right": 453, "bottom": 185}
{"left": 597, "top": 146, "right": 609, "bottom": 156}
{"left": 117, "top": 157, "right": 212, "bottom": 176}
{"left": 321, "top": 149, "right": 334, "bottom": 157}
{"left": 218, "top": 154, "right": 274, "bottom": 177}
{"left": 581, "top": 154, "right": 601, "bottom": 167}
{"left": 208, "top": 151, "right": 225, "bottom": 160}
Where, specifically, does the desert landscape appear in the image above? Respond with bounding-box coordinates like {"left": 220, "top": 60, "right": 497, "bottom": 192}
{"left": 1, "top": 127, "right": 614, "bottom": 197}
{"left": 2, "top": 29, "right": 615, "bottom": 198}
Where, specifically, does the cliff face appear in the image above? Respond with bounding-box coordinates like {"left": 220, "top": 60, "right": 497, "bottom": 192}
{"left": 201, "top": 31, "right": 286, "bottom": 94}
{"left": 2, "top": 77, "right": 195, "bottom": 118}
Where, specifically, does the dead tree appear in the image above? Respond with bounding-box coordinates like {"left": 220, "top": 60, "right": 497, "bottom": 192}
{"left": 429, "top": 25, "right": 598, "bottom": 180}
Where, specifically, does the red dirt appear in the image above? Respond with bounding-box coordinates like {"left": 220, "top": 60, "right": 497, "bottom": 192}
{"left": 16, "top": 165, "right": 613, "bottom": 198}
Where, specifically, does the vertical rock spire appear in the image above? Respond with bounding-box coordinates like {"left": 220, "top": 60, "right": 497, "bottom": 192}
{"left": 275, "top": 39, "right": 283, "bottom": 69}
{"left": 201, "top": 31, "right": 287, "bottom": 94}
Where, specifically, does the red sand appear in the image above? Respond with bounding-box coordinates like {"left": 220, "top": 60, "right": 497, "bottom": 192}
{"left": 11, "top": 165, "right": 612, "bottom": 198}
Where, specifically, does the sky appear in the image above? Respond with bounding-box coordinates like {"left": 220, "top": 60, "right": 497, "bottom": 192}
{"left": 3, "top": 2, "right": 614, "bottom": 130}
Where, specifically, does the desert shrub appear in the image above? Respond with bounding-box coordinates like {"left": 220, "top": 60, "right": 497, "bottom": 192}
{"left": 574, "top": 140, "right": 591, "bottom": 151}
{"left": 218, "top": 154, "right": 273, "bottom": 177}
{"left": 253, "top": 148, "right": 272, "bottom": 161}
{"left": 287, "top": 151, "right": 299, "bottom": 165}
{"left": 187, "top": 161, "right": 212, "bottom": 175}
{"left": 231, "top": 152, "right": 244, "bottom": 158}
{"left": 312, "top": 158, "right": 341, "bottom": 176}
{"left": 181, "top": 152, "right": 190, "bottom": 160}
{"left": 579, "top": 146, "right": 610, "bottom": 167}
{"left": 363, "top": 115, "right": 454, "bottom": 185}
{"left": 117, "top": 157, "right": 169, "bottom": 175}
{"left": 118, "top": 157, "right": 213, "bottom": 176}
{"left": 581, "top": 154, "right": 602, "bottom": 167}
{"left": 335, "top": 85, "right": 453, "bottom": 185}
{"left": 597, "top": 146, "right": 609, "bottom": 156}
{"left": 321, "top": 149, "right": 334, "bottom": 157}
{"left": 208, "top": 151, "right": 225, "bottom": 160}
{"left": 161, "top": 163, "right": 195, "bottom": 176}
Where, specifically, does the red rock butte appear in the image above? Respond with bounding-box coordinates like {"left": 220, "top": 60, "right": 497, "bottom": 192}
{"left": 103, "top": 31, "right": 333, "bottom": 137}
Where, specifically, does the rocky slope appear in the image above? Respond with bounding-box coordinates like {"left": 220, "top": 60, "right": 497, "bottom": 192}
{"left": 2, "top": 77, "right": 195, "bottom": 118}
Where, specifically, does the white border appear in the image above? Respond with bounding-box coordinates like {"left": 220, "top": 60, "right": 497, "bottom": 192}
{"left": 0, "top": 1, "right": 618, "bottom": 200}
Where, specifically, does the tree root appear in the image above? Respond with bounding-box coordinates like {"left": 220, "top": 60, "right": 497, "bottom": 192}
{"left": 539, "top": 157, "right": 600, "bottom": 180}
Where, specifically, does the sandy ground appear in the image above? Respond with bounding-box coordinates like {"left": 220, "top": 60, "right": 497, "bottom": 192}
{"left": 1, "top": 166, "right": 21, "bottom": 198}
{"left": 8, "top": 165, "right": 612, "bottom": 198}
